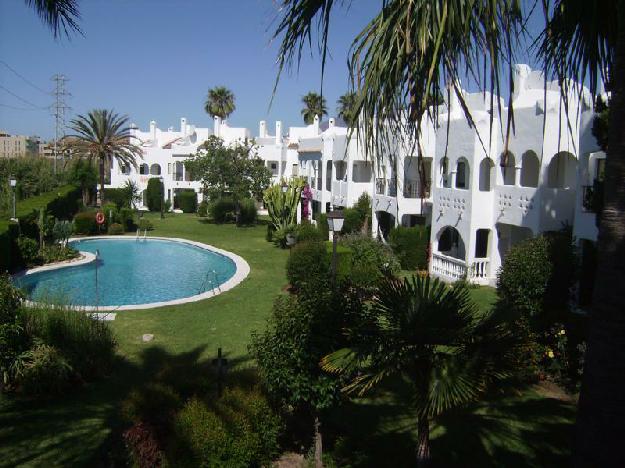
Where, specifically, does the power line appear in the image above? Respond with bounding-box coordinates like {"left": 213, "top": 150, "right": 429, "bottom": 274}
{"left": 0, "top": 102, "right": 47, "bottom": 111}
{"left": 0, "top": 60, "right": 49, "bottom": 95}
{"left": 0, "top": 84, "right": 47, "bottom": 110}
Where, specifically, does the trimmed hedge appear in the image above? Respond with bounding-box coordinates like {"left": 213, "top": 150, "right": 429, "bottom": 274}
{"left": 209, "top": 198, "right": 235, "bottom": 224}
{"left": 73, "top": 211, "right": 98, "bottom": 235}
{"left": 389, "top": 225, "right": 430, "bottom": 270}
{"left": 175, "top": 190, "right": 198, "bottom": 213}
{"left": 145, "top": 178, "right": 163, "bottom": 212}
{"left": 237, "top": 198, "right": 257, "bottom": 225}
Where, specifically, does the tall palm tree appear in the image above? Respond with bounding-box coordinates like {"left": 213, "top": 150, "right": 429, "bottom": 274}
{"left": 69, "top": 109, "right": 142, "bottom": 206}
{"left": 204, "top": 86, "right": 236, "bottom": 120}
{"left": 301, "top": 91, "right": 327, "bottom": 124}
{"left": 322, "top": 276, "right": 520, "bottom": 466}
{"left": 24, "top": 0, "right": 81, "bottom": 37}
{"left": 336, "top": 91, "right": 358, "bottom": 127}
{"left": 272, "top": 2, "right": 625, "bottom": 464}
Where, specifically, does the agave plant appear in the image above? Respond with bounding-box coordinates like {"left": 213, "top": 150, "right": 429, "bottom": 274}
{"left": 263, "top": 178, "right": 306, "bottom": 240}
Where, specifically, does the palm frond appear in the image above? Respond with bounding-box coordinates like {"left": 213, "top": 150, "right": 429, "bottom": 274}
{"left": 25, "top": 0, "right": 82, "bottom": 37}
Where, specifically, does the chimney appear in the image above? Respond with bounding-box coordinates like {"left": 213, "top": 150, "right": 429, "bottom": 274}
{"left": 259, "top": 120, "right": 267, "bottom": 138}
{"left": 275, "top": 121, "right": 282, "bottom": 145}
{"left": 512, "top": 64, "right": 532, "bottom": 100}
{"left": 214, "top": 116, "right": 222, "bottom": 138}
{"left": 313, "top": 114, "right": 320, "bottom": 134}
{"left": 329, "top": 117, "right": 335, "bottom": 128}
{"left": 180, "top": 117, "right": 187, "bottom": 136}
{"left": 150, "top": 120, "right": 156, "bottom": 140}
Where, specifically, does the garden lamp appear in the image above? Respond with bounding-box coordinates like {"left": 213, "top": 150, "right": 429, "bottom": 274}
{"left": 326, "top": 210, "right": 345, "bottom": 286}
{"left": 9, "top": 177, "right": 17, "bottom": 221}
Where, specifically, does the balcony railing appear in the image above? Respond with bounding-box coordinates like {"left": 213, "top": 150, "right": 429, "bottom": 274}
{"left": 375, "top": 178, "right": 386, "bottom": 195}
{"left": 431, "top": 253, "right": 467, "bottom": 281}
{"left": 469, "top": 258, "right": 490, "bottom": 281}
{"left": 403, "top": 179, "right": 432, "bottom": 198}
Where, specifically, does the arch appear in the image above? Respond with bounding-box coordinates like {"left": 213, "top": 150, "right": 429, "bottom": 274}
{"left": 547, "top": 151, "right": 577, "bottom": 189}
{"left": 436, "top": 226, "right": 465, "bottom": 260}
{"left": 375, "top": 211, "right": 395, "bottom": 241}
{"left": 455, "top": 157, "right": 470, "bottom": 189}
{"left": 150, "top": 163, "right": 162, "bottom": 176}
{"left": 479, "top": 158, "right": 495, "bottom": 192}
{"left": 120, "top": 164, "right": 131, "bottom": 175}
{"left": 439, "top": 156, "right": 450, "bottom": 188}
{"left": 520, "top": 151, "right": 540, "bottom": 187}
{"left": 139, "top": 163, "right": 149, "bottom": 175}
{"left": 500, "top": 152, "right": 516, "bottom": 186}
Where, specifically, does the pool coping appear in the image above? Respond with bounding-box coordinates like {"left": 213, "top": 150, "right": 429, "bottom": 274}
{"left": 17, "top": 235, "right": 251, "bottom": 312}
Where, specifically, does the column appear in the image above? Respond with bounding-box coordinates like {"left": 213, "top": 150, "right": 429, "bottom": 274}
{"left": 514, "top": 166, "right": 522, "bottom": 187}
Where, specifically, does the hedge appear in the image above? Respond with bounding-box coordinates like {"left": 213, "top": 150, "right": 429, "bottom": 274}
{"left": 389, "top": 225, "right": 430, "bottom": 270}
{"left": 0, "top": 185, "right": 81, "bottom": 272}
{"left": 145, "top": 178, "right": 163, "bottom": 212}
{"left": 175, "top": 190, "right": 198, "bottom": 213}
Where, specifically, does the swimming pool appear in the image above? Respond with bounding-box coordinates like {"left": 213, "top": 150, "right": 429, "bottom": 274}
{"left": 15, "top": 237, "right": 249, "bottom": 310}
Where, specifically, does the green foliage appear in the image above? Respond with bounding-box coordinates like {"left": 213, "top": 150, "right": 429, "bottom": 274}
{"left": 341, "top": 193, "right": 371, "bottom": 235}
{"left": 0, "top": 274, "right": 26, "bottom": 388}
{"left": 52, "top": 219, "right": 73, "bottom": 244}
{"left": 336, "top": 91, "right": 359, "bottom": 127}
{"left": 40, "top": 245, "right": 79, "bottom": 264}
{"left": 118, "top": 208, "right": 136, "bottom": 232}
{"left": 316, "top": 212, "right": 329, "bottom": 241}
{"left": 171, "top": 388, "right": 281, "bottom": 467}
{"left": 145, "top": 178, "right": 163, "bottom": 212}
{"left": 592, "top": 97, "right": 609, "bottom": 152}
{"left": 73, "top": 211, "right": 97, "bottom": 235}
{"left": 286, "top": 241, "right": 330, "bottom": 291}
{"left": 12, "top": 342, "right": 73, "bottom": 395}
{"left": 389, "top": 225, "right": 430, "bottom": 270}
{"left": 340, "top": 234, "right": 400, "bottom": 290}
{"left": 22, "top": 306, "right": 117, "bottom": 381}
{"left": 17, "top": 236, "right": 40, "bottom": 267}
{"left": 0, "top": 157, "right": 58, "bottom": 207}
{"left": 184, "top": 136, "right": 271, "bottom": 203}
{"left": 197, "top": 200, "right": 209, "bottom": 217}
{"left": 295, "top": 221, "right": 324, "bottom": 243}
{"left": 121, "top": 382, "right": 182, "bottom": 427}
{"left": 108, "top": 223, "right": 124, "bottom": 235}
{"left": 209, "top": 197, "right": 235, "bottom": 224}
{"left": 301, "top": 91, "right": 328, "bottom": 124}
{"left": 138, "top": 218, "right": 154, "bottom": 231}
{"left": 67, "top": 159, "right": 97, "bottom": 205}
{"left": 102, "top": 188, "right": 129, "bottom": 210}
{"left": 175, "top": 190, "right": 198, "bottom": 214}
{"left": 237, "top": 198, "right": 258, "bottom": 225}
{"left": 204, "top": 86, "right": 236, "bottom": 119}
{"left": 263, "top": 177, "right": 306, "bottom": 235}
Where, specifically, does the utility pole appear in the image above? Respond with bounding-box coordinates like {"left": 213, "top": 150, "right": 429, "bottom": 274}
{"left": 51, "top": 74, "right": 70, "bottom": 174}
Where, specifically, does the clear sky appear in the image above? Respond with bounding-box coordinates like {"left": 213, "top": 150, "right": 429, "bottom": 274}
{"left": 0, "top": 1, "right": 544, "bottom": 140}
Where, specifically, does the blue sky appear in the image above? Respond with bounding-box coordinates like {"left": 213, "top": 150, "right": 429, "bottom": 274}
{"left": 0, "top": 1, "right": 544, "bottom": 140}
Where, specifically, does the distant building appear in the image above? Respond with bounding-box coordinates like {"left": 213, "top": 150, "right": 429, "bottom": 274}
{"left": 0, "top": 131, "right": 41, "bottom": 158}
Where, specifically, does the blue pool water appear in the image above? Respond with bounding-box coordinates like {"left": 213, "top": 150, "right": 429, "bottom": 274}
{"left": 16, "top": 238, "right": 237, "bottom": 307}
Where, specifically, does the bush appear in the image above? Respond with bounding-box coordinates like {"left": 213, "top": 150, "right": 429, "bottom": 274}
{"left": 341, "top": 207, "right": 363, "bottom": 234}
{"left": 138, "top": 218, "right": 154, "bottom": 231}
{"left": 197, "top": 200, "right": 209, "bottom": 217}
{"left": 16, "top": 236, "right": 40, "bottom": 267}
{"left": 121, "top": 383, "right": 182, "bottom": 427}
{"left": 389, "top": 225, "right": 430, "bottom": 270}
{"left": 41, "top": 245, "right": 79, "bottom": 264}
{"left": 123, "top": 422, "right": 163, "bottom": 468}
{"left": 119, "top": 208, "right": 136, "bottom": 232}
{"left": 237, "top": 198, "right": 257, "bottom": 225}
{"left": 340, "top": 234, "right": 401, "bottom": 290}
{"left": 295, "top": 222, "right": 324, "bottom": 243}
{"left": 175, "top": 190, "right": 198, "bottom": 214}
{"left": 73, "top": 211, "right": 97, "bottom": 235}
{"left": 12, "top": 342, "right": 73, "bottom": 395}
{"left": 22, "top": 306, "right": 117, "bottom": 380}
{"left": 209, "top": 198, "right": 235, "bottom": 223}
{"left": 0, "top": 275, "right": 27, "bottom": 388}
{"left": 145, "top": 178, "right": 163, "bottom": 212}
{"left": 171, "top": 389, "right": 281, "bottom": 467}
{"left": 108, "top": 223, "right": 124, "bottom": 235}
{"left": 103, "top": 188, "right": 129, "bottom": 210}
{"left": 102, "top": 203, "right": 119, "bottom": 225}
{"left": 316, "top": 213, "right": 329, "bottom": 241}
{"left": 287, "top": 241, "right": 330, "bottom": 291}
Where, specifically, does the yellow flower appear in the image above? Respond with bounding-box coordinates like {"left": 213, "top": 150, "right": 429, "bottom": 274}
{"left": 547, "top": 350, "right": 555, "bottom": 359}
{"left": 559, "top": 329, "right": 566, "bottom": 335}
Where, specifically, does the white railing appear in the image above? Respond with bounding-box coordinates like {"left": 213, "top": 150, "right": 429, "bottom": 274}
{"left": 431, "top": 253, "right": 468, "bottom": 281}
{"left": 469, "top": 258, "right": 490, "bottom": 281}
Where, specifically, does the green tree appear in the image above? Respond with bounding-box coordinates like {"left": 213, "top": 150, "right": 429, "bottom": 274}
{"left": 68, "top": 109, "right": 143, "bottom": 206}
{"left": 301, "top": 91, "right": 327, "bottom": 124}
{"left": 204, "top": 86, "right": 236, "bottom": 120}
{"left": 272, "top": 2, "right": 625, "bottom": 463}
{"left": 336, "top": 91, "right": 358, "bottom": 127}
{"left": 24, "top": 0, "right": 81, "bottom": 37}
{"left": 322, "top": 276, "right": 520, "bottom": 466}
{"left": 67, "top": 159, "right": 97, "bottom": 206}
{"left": 145, "top": 178, "right": 163, "bottom": 212}
{"left": 185, "top": 136, "right": 271, "bottom": 205}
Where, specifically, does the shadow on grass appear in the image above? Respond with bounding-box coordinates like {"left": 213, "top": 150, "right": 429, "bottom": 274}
{"left": 0, "top": 344, "right": 253, "bottom": 468}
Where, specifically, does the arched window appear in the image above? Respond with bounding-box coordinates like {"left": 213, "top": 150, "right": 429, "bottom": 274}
{"left": 520, "top": 151, "right": 540, "bottom": 187}
{"left": 439, "top": 156, "right": 450, "bottom": 188}
{"left": 139, "top": 163, "right": 149, "bottom": 175}
{"left": 500, "top": 152, "right": 516, "bottom": 186}
{"left": 479, "top": 158, "right": 495, "bottom": 192}
{"left": 437, "top": 226, "right": 465, "bottom": 260}
{"left": 120, "top": 164, "right": 131, "bottom": 175}
{"left": 455, "top": 158, "right": 470, "bottom": 189}
{"left": 150, "top": 163, "right": 161, "bottom": 176}
{"left": 547, "top": 152, "right": 578, "bottom": 189}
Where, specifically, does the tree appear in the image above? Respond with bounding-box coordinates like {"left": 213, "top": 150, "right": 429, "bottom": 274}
{"left": 204, "top": 86, "right": 236, "bottom": 120}
{"left": 68, "top": 109, "right": 143, "bottom": 206}
{"left": 301, "top": 91, "right": 327, "bottom": 124}
{"left": 24, "top": 0, "right": 81, "bottom": 37}
{"left": 336, "top": 91, "right": 358, "bottom": 127}
{"left": 184, "top": 136, "right": 271, "bottom": 205}
{"left": 322, "top": 276, "right": 520, "bottom": 466}
{"left": 271, "top": 2, "right": 625, "bottom": 464}
{"left": 145, "top": 178, "right": 163, "bottom": 212}
{"left": 67, "top": 159, "right": 97, "bottom": 206}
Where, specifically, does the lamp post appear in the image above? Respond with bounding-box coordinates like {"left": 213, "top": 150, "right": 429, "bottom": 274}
{"left": 326, "top": 210, "right": 345, "bottom": 286}
{"left": 9, "top": 177, "right": 17, "bottom": 221}
{"left": 159, "top": 176, "right": 164, "bottom": 219}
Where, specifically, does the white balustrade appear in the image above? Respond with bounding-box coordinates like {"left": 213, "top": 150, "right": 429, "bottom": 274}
{"left": 431, "top": 253, "right": 468, "bottom": 281}
{"left": 469, "top": 258, "right": 490, "bottom": 281}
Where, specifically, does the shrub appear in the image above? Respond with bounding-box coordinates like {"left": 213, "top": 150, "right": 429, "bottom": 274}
{"left": 287, "top": 241, "right": 330, "bottom": 290}
{"left": 16, "top": 236, "right": 40, "bottom": 267}
{"left": 52, "top": 219, "right": 73, "bottom": 244}
{"left": 340, "top": 234, "right": 401, "bottom": 290}
{"left": 138, "top": 218, "right": 154, "bottom": 231}
{"left": 103, "top": 188, "right": 129, "bottom": 210}
{"left": 22, "top": 307, "right": 117, "bottom": 380}
{"left": 121, "top": 383, "right": 182, "bottom": 427}
{"left": 145, "top": 178, "right": 163, "bottom": 212}
{"left": 237, "top": 198, "right": 257, "bottom": 225}
{"left": 197, "top": 200, "right": 209, "bottom": 217}
{"left": 295, "top": 222, "right": 324, "bottom": 243}
{"left": 316, "top": 213, "right": 329, "bottom": 241}
{"left": 354, "top": 192, "right": 372, "bottom": 233}
{"left": 389, "top": 225, "right": 430, "bottom": 270}
{"left": 73, "top": 211, "right": 97, "bottom": 235}
{"left": 123, "top": 422, "right": 163, "bottom": 468}
{"left": 175, "top": 190, "right": 198, "bottom": 213}
{"left": 0, "top": 275, "right": 27, "bottom": 388}
{"left": 341, "top": 207, "right": 363, "bottom": 234}
{"left": 119, "top": 208, "right": 136, "bottom": 232}
{"left": 108, "top": 223, "right": 124, "bottom": 235}
{"left": 41, "top": 245, "right": 78, "bottom": 264}
{"left": 12, "top": 342, "right": 73, "bottom": 395}
{"left": 209, "top": 198, "right": 235, "bottom": 223}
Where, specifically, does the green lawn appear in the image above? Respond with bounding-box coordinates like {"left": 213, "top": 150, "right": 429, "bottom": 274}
{"left": 0, "top": 214, "right": 575, "bottom": 467}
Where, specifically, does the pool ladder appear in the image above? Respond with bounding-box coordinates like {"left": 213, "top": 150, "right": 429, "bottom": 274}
{"left": 135, "top": 229, "right": 148, "bottom": 241}
{"left": 199, "top": 269, "right": 220, "bottom": 295}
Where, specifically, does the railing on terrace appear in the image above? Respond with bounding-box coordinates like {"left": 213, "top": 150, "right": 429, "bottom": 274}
{"left": 431, "top": 253, "right": 467, "bottom": 281}
{"left": 470, "top": 258, "right": 490, "bottom": 281}
{"left": 375, "top": 178, "right": 386, "bottom": 195}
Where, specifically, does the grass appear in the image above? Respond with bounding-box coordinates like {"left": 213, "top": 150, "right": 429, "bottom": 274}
{"left": 0, "top": 213, "right": 575, "bottom": 467}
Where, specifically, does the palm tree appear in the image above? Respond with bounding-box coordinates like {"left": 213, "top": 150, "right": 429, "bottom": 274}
{"left": 336, "top": 91, "right": 358, "bottom": 127}
{"left": 272, "top": 2, "right": 625, "bottom": 464}
{"left": 68, "top": 109, "right": 142, "bottom": 206}
{"left": 24, "top": 0, "right": 81, "bottom": 37}
{"left": 301, "top": 91, "right": 327, "bottom": 124}
{"left": 322, "top": 276, "right": 519, "bottom": 466}
{"left": 204, "top": 86, "right": 236, "bottom": 120}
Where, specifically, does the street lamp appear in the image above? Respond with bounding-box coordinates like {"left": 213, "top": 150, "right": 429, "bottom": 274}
{"left": 9, "top": 177, "right": 17, "bottom": 221}
{"left": 326, "top": 210, "right": 345, "bottom": 286}
{"left": 158, "top": 176, "right": 164, "bottom": 219}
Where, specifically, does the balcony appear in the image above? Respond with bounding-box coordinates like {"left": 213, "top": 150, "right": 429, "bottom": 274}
{"left": 375, "top": 178, "right": 386, "bottom": 195}
{"left": 431, "top": 253, "right": 491, "bottom": 284}
{"left": 403, "top": 178, "right": 431, "bottom": 199}
{"left": 388, "top": 180, "right": 397, "bottom": 197}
